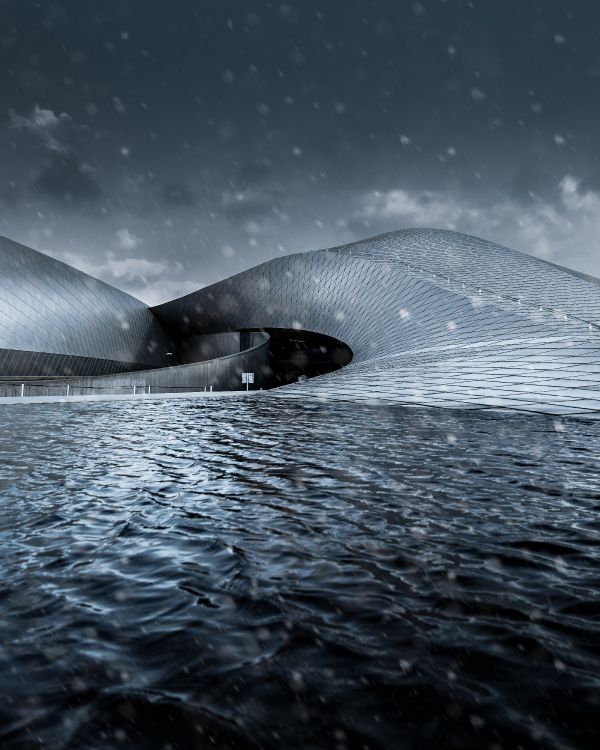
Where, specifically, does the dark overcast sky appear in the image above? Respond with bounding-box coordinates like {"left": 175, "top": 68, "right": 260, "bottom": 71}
{"left": 1, "top": 0, "right": 600, "bottom": 303}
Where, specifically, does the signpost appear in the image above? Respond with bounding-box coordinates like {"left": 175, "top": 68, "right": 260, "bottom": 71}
{"left": 241, "top": 372, "right": 254, "bottom": 391}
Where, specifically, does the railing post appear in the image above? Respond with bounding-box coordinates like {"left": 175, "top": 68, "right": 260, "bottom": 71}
{"left": 21, "top": 383, "right": 24, "bottom": 398}
{"left": 133, "top": 384, "right": 136, "bottom": 395}
{"left": 148, "top": 385, "right": 151, "bottom": 394}
{"left": 210, "top": 385, "right": 213, "bottom": 392}
{"left": 66, "top": 384, "right": 70, "bottom": 397}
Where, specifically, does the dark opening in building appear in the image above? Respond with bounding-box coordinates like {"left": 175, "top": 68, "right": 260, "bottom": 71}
{"left": 241, "top": 328, "right": 352, "bottom": 388}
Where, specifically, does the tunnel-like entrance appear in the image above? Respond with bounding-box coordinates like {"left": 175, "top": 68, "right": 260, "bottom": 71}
{"left": 241, "top": 328, "right": 352, "bottom": 388}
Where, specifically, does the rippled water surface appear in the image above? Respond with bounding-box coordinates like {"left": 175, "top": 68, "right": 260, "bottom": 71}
{"left": 1, "top": 397, "right": 600, "bottom": 749}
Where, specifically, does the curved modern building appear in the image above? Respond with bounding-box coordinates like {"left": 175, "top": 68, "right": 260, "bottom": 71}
{"left": 0, "top": 235, "right": 174, "bottom": 376}
{"left": 1, "top": 229, "right": 600, "bottom": 415}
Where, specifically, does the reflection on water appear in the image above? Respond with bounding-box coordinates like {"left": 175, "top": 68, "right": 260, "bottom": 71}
{"left": 0, "top": 398, "right": 599, "bottom": 749}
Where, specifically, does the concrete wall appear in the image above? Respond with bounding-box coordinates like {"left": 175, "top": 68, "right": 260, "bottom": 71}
{"left": 0, "top": 332, "right": 270, "bottom": 397}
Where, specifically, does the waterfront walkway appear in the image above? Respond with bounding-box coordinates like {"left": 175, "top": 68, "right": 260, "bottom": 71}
{"left": 0, "top": 390, "right": 262, "bottom": 405}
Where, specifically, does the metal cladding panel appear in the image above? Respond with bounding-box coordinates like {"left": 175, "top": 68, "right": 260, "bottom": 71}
{"left": 154, "top": 228, "right": 600, "bottom": 416}
{"left": 2, "top": 228, "right": 600, "bottom": 414}
{"left": 0, "top": 235, "right": 174, "bottom": 375}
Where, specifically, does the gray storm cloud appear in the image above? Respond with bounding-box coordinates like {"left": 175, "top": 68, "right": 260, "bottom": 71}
{"left": 1, "top": 1, "right": 599, "bottom": 302}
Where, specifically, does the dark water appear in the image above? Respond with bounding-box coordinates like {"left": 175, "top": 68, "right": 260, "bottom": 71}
{"left": 1, "top": 398, "right": 599, "bottom": 750}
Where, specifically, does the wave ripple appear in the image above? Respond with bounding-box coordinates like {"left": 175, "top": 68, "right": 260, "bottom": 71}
{"left": 1, "top": 399, "right": 599, "bottom": 749}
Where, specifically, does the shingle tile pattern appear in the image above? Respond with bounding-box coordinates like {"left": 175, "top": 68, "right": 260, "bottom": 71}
{"left": 3, "top": 227, "right": 599, "bottom": 415}
{"left": 0, "top": 235, "right": 174, "bottom": 376}
{"left": 155, "top": 229, "right": 600, "bottom": 416}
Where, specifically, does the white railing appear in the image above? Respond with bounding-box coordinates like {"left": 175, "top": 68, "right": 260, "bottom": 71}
{"left": 0, "top": 382, "right": 221, "bottom": 399}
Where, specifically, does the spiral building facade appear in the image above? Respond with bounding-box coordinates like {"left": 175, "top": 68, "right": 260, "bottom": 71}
{"left": 0, "top": 236, "right": 174, "bottom": 376}
{"left": 2, "top": 229, "right": 600, "bottom": 415}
